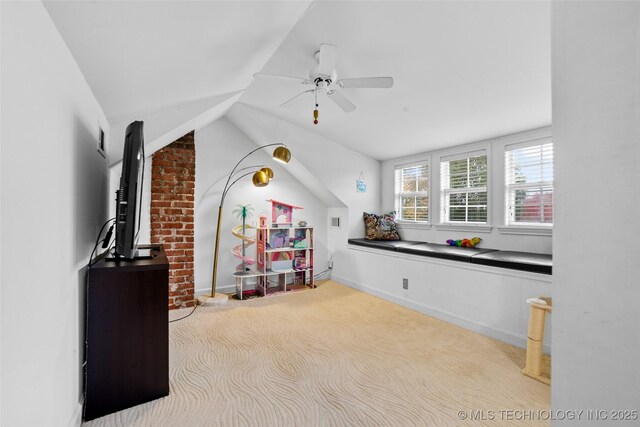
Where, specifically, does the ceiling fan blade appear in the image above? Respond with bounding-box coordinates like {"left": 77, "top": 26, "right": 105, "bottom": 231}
{"left": 253, "top": 72, "right": 310, "bottom": 85}
{"left": 337, "top": 77, "right": 394, "bottom": 89}
{"left": 327, "top": 90, "right": 356, "bottom": 113}
{"left": 318, "top": 44, "right": 338, "bottom": 76}
{"left": 279, "top": 89, "right": 315, "bottom": 108}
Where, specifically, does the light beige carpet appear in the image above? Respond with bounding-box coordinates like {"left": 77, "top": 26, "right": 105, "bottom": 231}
{"left": 83, "top": 280, "right": 549, "bottom": 427}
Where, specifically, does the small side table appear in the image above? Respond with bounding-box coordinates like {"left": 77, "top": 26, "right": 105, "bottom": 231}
{"left": 522, "top": 297, "right": 552, "bottom": 385}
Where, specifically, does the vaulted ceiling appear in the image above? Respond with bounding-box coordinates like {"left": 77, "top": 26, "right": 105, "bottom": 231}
{"left": 44, "top": 0, "right": 551, "bottom": 161}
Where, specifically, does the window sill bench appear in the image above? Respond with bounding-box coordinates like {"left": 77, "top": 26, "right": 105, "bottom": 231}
{"left": 347, "top": 238, "right": 552, "bottom": 275}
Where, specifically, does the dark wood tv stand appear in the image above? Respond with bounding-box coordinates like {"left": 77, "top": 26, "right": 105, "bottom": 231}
{"left": 84, "top": 245, "right": 169, "bottom": 421}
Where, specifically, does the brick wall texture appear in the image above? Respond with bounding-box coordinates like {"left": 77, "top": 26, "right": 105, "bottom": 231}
{"left": 151, "top": 131, "right": 195, "bottom": 310}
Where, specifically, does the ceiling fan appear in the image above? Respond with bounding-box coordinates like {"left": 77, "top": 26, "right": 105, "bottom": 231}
{"left": 253, "top": 44, "right": 393, "bottom": 124}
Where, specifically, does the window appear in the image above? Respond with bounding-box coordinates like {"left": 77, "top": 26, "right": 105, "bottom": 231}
{"left": 505, "top": 140, "right": 553, "bottom": 225}
{"left": 440, "top": 152, "right": 488, "bottom": 223}
{"left": 394, "top": 162, "right": 429, "bottom": 222}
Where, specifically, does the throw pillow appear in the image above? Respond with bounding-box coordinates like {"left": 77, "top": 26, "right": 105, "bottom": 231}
{"left": 363, "top": 211, "right": 401, "bottom": 240}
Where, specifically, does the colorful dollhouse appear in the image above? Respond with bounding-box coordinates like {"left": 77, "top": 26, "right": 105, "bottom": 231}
{"left": 233, "top": 200, "right": 314, "bottom": 299}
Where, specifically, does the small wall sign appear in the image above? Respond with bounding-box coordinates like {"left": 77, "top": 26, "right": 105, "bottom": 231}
{"left": 356, "top": 171, "right": 367, "bottom": 193}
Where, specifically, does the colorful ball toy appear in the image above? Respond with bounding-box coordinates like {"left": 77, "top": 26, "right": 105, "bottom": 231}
{"left": 446, "top": 237, "right": 482, "bottom": 247}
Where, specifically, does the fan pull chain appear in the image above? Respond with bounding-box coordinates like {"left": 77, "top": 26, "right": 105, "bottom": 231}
{"left": 313, "top": 88, "right": 319, "bottom": 125}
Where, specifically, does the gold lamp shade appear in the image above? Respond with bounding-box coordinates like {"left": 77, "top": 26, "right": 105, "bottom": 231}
{"left": 272, "top": 146, "right": 291, "bottom": 164}
{"left": 260, "top": 167, "right": 274, "bottom": 180}
{"left": 252, "top": 170, "right": 270, "bottom": 187}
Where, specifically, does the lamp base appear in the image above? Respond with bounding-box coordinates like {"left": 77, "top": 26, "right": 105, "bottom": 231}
{"left": 197, "top": 293, "right": 229, "bottom": 306}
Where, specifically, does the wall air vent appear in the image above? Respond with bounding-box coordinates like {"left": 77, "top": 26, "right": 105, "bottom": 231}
{"left": 97, "top": 127, "right": 106, "bottom": 158}
{"left": 330, "top": 217, "right": 341, "bottom": 229}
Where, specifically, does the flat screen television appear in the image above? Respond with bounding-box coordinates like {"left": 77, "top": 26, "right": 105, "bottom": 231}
{"left": 115, "top": 121, "right": 145, "bottom": 258}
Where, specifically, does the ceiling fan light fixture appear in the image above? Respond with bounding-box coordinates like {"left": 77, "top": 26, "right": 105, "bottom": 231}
{"left": 256, "top": 44, "right": 394, "bottom": 115}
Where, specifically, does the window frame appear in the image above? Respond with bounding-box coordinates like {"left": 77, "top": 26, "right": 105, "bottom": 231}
{"left": 394, "top": 159, "right": 431, "bottom": 224}
{"left": 440, "top": 149, "right": 489, "bottom": 225}
{"left": 504, "top": 138, "right": 554, "bottom": 227}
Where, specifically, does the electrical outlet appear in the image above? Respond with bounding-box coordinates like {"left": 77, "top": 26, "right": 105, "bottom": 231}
{"left": 402, "top": 278, "right": 409, "bottom": 290}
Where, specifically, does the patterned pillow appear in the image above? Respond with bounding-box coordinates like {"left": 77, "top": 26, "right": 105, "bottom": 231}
{"left": 363, "top": 212, "right": 401, "bottom": 241}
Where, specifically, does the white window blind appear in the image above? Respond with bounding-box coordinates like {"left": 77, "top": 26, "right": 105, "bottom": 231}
{"left": 394, "top": 163, "right": 429, "bottom": 222}
{"left": 505, "top": 141, "right": 553, "bottom": 225}
{"left": 440, "top": 153, "right": 488, "bottom": 223}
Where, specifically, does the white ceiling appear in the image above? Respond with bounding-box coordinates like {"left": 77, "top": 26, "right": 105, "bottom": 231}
{"left": 45, "top": 0, "right": 551, "bottom": 161}
{"left": 44, "top": 0, "right": 313, "bottom": 122}
{"left": 241, "top": 0, "right": 551, "bottom": 160}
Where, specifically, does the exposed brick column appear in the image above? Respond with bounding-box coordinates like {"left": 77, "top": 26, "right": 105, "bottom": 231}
{"left": 150, "top": 131, "right": 195, "bottom": 309}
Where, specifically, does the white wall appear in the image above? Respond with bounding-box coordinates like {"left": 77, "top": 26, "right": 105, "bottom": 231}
{"left": 331, "top": 126, "right": 554, "bottom": 352}
{"left": 552, "top": 1, "right": 640, "bottom": 421}
{"left": 223, "top": 100, "right": 550, "bottom": 355}
{"left": 107, "top": 91, "right": 242, "bottom": 167}
{"left": 226, "top": 103, "right": 382, "bottom": 283}
{"left": 381, "top": 127, "right": 552, "bottom": 254}
{"left": 0, "top": 2, "right": 3, "bottom": 422}
{"left": 335, "top": 247, "right": 552, "bottom": 351}
{"left": 1, "top": 2, "right": 109, "bottom": 426}
{"left": 194, "top": 118, "right": 329, "bottom": 294}
{"left": 223, "top": 104, "right": 551, "bottom": 355}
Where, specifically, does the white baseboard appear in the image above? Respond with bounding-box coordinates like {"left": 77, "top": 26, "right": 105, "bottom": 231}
{"left": 332, "top": 274, "right": 551, "bottom": 354}
{"left": 67, "top": 398, "right": 83, "bottom": 427}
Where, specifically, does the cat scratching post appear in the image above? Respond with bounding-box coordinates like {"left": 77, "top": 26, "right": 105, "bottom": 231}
{"left": 522, "top": 297, "right": 552, "bottom": 385}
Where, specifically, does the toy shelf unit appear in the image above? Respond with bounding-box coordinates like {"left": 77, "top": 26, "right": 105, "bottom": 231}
{"left": 233, "top": 200, "right": 315, "bottom": 300}
{"left": 253, "top": 225, "right": 314, "bottom": 298}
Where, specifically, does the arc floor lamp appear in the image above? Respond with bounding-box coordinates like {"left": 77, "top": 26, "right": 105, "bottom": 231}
{"left": 199, "top": 143, "right": 292, "bottom": 305}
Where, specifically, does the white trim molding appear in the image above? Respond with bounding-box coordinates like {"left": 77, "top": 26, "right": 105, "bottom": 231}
{"left": 435, "top": 224, "right": 493, "bottom": 233}
{"left": 397, "top": 220, "right": 431, "bottom": 230}
{"left": 497, "top": 226, "right": 552, "bottom": 236}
